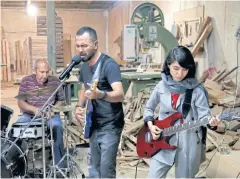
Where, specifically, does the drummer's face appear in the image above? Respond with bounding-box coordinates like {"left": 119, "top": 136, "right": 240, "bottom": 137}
{"left": 35, "top": 62, "right": 50, "bottom": 85}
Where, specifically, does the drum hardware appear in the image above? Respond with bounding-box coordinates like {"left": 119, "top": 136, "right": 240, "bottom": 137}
{"left": 11, "top": 121, "right": 46, "bottom": 139}
{"left": 48, "top": 122, "right": 57, "bottom": 178}
{"left": 3, "top": 80, "right": 66, "bottom": 179}
{"left": 2, "top": 75, "right": 85, "bottom": 178}
{"left": 47, "top": 110, "right": 85, "bottom": 179}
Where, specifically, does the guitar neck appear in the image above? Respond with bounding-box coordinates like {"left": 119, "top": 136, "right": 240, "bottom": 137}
{"left": 161, "top": 110, "right": 238, "bottom": 137}
{"left": 162, "top": 117, "right": 210, "bottom": 137}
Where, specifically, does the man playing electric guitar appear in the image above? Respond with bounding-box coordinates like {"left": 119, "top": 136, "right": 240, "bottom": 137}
{"left": 75, "top": 26, "right": 125, "bottom": 178}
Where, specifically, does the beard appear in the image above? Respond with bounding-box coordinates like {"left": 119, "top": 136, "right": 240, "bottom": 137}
{"left": 81, "top": 51, "right": 96, "bottom": 62}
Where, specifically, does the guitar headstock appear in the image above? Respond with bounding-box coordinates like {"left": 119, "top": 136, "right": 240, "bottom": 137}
{"left": 218, "top": 110, "right": 240, "bottom": 121}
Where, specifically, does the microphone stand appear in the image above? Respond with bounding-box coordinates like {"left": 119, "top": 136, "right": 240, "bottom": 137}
{"left": 47, "top": 73, "right": 85, "bottom": 179}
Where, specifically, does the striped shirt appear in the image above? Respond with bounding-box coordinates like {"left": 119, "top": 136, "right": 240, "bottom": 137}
{"left": 18, "top": 74, "right": 65, "bottom": 114}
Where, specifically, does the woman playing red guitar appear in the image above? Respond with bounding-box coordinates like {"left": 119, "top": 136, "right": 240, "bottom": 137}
{"left": 144, "top": 46, "right": 220, "bottom": 178}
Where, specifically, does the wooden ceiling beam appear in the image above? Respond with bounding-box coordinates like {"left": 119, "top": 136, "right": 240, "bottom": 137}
{"left": 1, "top": 0, "right": 117, "bottom": 9}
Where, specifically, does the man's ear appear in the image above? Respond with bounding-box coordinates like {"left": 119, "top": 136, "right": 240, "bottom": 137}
{"left": 94, "top": 41, "right": 98, "bottom": 48}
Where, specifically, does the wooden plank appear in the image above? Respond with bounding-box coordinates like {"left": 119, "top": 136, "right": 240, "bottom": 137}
{"left": 122, "top": 151, "right": 138, "bottom": 157}
{"left": 119, "top": 166, "right": 148, "bottom": 171}
{"left": 191, "top": 23, "right": 213, "bottom": 57}
{"left": 194, "top": 16, "right": 212, "bottom": 44}
{"left": 173, "top": 6, "right": 204, "bottom": 23}
{"left": 127, "top": 135, "right": 137, "bottom": 144}
{"left": 231, "top": 139, "right": 240, "bottom": 150}
{"left": 212, "top": 69, "right": 227, "bottom": 81}
{"left": 117, "top": 156, "right": 139, "bottom": 161}
{"left": 216, "top": 66, "right": 238, "bottom": 82}
{"left": 2, "top": 40, "right": 7, "bottom": 81}
{"left": 5, "top": 40, "right": 11, "bottom": 81}
{"left": 63, "top": 38, "right": 72, "bottom": 67}
{"left": 143, "top": 158, "right": 150, "bottom": 166}
{"left": 37, "top": 24, "right": 63, "bottom": 28}
{"left": 124, "top": 119, "right": 144, "bottom": 135}
{"left": 125, "top": 140, "right": 136, "bottom": 152}
{"left": 15, "top": 41, "right": 21, "bottom": 74}
{"left": 67, "top": 126, "right": 82, "bottom": 136}
{"left": 207, "top": 151, "right": 240, "bottom": 178}
{"left": 204, "top": 79, "right": 222, "bottom": 91}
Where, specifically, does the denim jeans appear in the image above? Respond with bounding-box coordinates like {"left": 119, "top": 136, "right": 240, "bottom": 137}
{"left": 16, "top": 114, "right": 65, "bottom": 168}
{"left": 86, "top": 148, "right": 98, "bottom": 178}
{"left": 89, "top": 128, "right": 122, "bottom": 178}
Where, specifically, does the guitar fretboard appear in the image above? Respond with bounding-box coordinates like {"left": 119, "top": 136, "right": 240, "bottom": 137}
{"left": 162, "top": 117, "right": 210, "bottom": 136}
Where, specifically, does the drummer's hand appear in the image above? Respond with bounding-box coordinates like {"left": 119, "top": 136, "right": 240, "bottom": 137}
{"left": 33, "top": 107, "right": 40, "bottom": 115}
{"left": 75, "top": 106, "right": 85, "bottom": 124}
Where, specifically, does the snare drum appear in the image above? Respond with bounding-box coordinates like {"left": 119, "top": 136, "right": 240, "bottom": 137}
{"left": 11, "top": 122, "right": 46, "bottom": 139}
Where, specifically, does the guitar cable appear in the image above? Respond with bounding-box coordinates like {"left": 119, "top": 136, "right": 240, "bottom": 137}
{"left": 135, "top": 159, "right": 143, "bottom": 179}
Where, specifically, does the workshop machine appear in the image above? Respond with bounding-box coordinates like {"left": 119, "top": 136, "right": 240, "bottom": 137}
{"left": 121, "top": 3, "right": 179, "bottom": 96}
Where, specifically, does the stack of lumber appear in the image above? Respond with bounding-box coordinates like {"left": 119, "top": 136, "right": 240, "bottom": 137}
{"left": 63, "top": 118, "right": 89, "bottom": 148}
{"left": 36, "top": 16, "right": 64, "bottom": 69}
{"left": 15, "top": 39, "right": 31, "bottom": 76}
{"left": 1, "top": 39, "right": 12, "bottom": 82}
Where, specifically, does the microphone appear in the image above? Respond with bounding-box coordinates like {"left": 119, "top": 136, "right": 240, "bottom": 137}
{"left": 59, "top": 55, "right": 82, "bottom": 80}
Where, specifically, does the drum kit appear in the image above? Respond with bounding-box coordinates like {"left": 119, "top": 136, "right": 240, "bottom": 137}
{"left": 1, "top": 84, "right": 85, "bottom": 178}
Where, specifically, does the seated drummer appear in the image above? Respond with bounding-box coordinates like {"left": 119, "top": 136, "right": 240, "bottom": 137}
{"left": 15, "top": 59, "right": 65, "bottom": 168}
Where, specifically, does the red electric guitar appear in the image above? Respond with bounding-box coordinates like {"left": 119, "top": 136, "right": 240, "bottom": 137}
{"left": 136, "top": 111, "right": 239, "bottom": 158}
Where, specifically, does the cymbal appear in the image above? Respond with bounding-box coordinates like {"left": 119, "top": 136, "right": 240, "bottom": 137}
{"left": 51, "top": 105, "right": 73, "bottom": 113}
{"left": 15, "top": 87, "right": 57, "bottom": 100}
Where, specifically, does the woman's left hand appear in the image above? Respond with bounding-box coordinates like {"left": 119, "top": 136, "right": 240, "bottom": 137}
{"left": 209, "top": 116, "right": 221, "bottom": 127}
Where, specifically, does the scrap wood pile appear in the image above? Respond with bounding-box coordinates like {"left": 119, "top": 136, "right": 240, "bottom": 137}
{"left": 201, "top": 66, "right": 240, "bottom": 107}
{"left": 62, "top": 116, "right": 89, "bottom": 148}
{"left": 201, "top": 67, "right": 240, "bottom": 154}
{"left": 118, "top": 84, "right": 158, "bottom": 169}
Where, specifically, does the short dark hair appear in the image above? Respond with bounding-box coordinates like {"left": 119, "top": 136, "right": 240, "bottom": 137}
{"left": 162, "top": 46, "right": 196, "bottom": 79}
{"left": 76, "top": 26, "right": 98, "bottom": 41}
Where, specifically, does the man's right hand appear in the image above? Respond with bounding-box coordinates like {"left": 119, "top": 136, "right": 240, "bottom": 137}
{"left": 75, "top": 106, "right": 85, "bottom": 123}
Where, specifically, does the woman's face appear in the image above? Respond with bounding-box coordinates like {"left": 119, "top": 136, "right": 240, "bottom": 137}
{"left": 169, "top": 61, "right": 189, "bottom": 82}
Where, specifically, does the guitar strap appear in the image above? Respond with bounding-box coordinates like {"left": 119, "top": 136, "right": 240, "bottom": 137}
{"left": 181, "top": 89, "right": 193, "bottom": 119}
{"left": 181, "top": 88, "right": 207, "bottom": 145}
{"left": 182, "top": 85, "right": 210, "bottom": 145}
{"left": 90, "top": 54, "right": 108, "bottom": 82}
